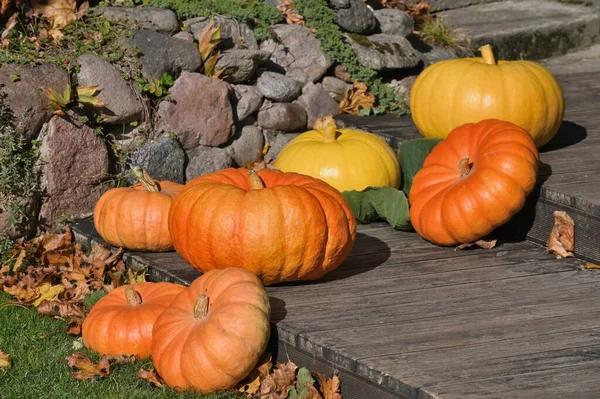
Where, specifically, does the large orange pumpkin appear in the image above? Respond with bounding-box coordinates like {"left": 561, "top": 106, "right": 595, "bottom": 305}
{"left": 410, "top": 44, "right": 564, "bottom": 148}
{"left": 151, "top": 268, "right": 271, "bottom": 393}
{"left": 409, "top": 119, "right": 539, "bottom": 246}
{"left": 168, "top": 168, "right": 357, "bottom": 285}
{"left": 81, "top": 282, "right": 186, "bottom": 358}
{"left": 94, "top": 168, "right": 183, "bottom": 251}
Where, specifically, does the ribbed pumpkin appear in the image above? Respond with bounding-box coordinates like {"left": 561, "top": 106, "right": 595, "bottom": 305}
{"left": 410, "top": 44, "right": 564, "bottom": 148}
{"left": 168, "top": 168, "right": 357, "bottom": 285}
{"left": 151, "top": 268, "right": 271, "bottom": 393}
{"left": 273, "top": 116, "right": 401, "bottom": 192}
{"left": 82, "top": 282, "right": 186, "bottom": 358}
{"left": 93, "top": 168, "right": 183, "bottom": 251}
{"left": 409, "top": 119, "right": 539, "bottom": 246}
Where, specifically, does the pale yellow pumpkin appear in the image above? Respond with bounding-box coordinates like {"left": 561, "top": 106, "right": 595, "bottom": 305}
{"left": 273, "top": 116, "right": 401, "bottom": 192}
{"left": 410, "top": 45, "right": 564, "bottom": 148}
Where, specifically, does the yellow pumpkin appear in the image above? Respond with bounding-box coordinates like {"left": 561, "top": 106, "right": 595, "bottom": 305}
{"left": 410, "top": 44, "right": 564, "bottom": 148}
{"left": 273, "top": 116, "right": 401, "bottom": 192}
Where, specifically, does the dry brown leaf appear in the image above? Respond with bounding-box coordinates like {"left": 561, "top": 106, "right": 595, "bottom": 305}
{"left": 260, "top": 360, "right": 298, "bottom": 398}
{"left": 277, "top": 0, "right": 307, "bottom": 27}
{"left": 33, "top": 0, "right": 77, "bottom": 30}
{"left": 0, "top": 349, "right": 12, "bottom": 369}
{"left": 66, "top": 352, "right": 110, "bottom": 380}
{"left": 316, "top": 371, "right": 342, "bottom": 399}
{"left": 455, "top": 239, "right": 497, "bottom": 251}
{"left": 32, "top": 283, "right": 65, "bottom": 307}
{"left": 338, "top": 82, "right": 375, "bottom": 115}
{"left": 334, "top": 65, "right": 352, "bottom": 83}
{"left": 547, "top": 210, "right": 575, "bottom": 259}
{"left": 585, "top": 262, "right": 600, "bottom": 270}
{"left": 11, "top": 248, "right": 26, "bottom": 273}
{"left": 236, "top": 352, "right": 273, "bottom": 395}
{"left": 138, "top": 367, "right": 164, "bottom": 388}
{"left": 104, "top": 354, "right": 136, "bottom": 364}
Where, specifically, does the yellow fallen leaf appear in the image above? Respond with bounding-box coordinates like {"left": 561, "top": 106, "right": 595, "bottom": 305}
{"left": 547, "top": 210, "right": 575, "bottom": 258}
{"left": 12, "top": 248, "right": 26, "bottom": 273}
{"left": 0, "top": 349, "right": 12, "bottom": 369}
{"left": 585, "top": 262, "right": 600, "bottom": 269}
{"left": 32, "top": 284, "right": 65, "bottom": 307}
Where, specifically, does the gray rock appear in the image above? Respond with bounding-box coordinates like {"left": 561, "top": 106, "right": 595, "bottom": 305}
{"left": 0, "top": 63, "right": 69, "bottom": 141}
{"left": 257, "top": 103, "right": 307, "bottom": 132}
{"left": 233, "top": 85, "right": 264, "bottom": 122}
{"left": 77, "top": 54, "right": 143, "bottom": 125}
{"left": 37, "top": 117, "right": 111, "bottom": 228}
{"left": 125, "top": 135, "right": 186, "bottom": 184}
{"left": 322, "top": 76, "right": 351, "bottom": 102}
{"left": 256, "top": 71, "right": 303, "bottom": 102}
{"left": 173, "top": 31, "right": 194, "bottom": 43}
{"left": 373, "top": 9, "right": 414, "bottom": 37}
{"left": 216, "top": 49, "right": 270, "bottom": 84}
{"left": 263, "top": 131, "right": 300, "bottom": 163}
{"left": 157, "top": 72, "right": 235, "bottom": 149}
{"left": 388, "top": 75, "right": 418, "bottom": 107}
{"left": 344, "top": 33, "right": 422, "bottom": 71}
{"left": 428, "top": 0, "right": 501, "bottom": 12}
{"left": 226, "top": 125, "right": 265, "bottom": 167}
{"left": 124, "top": 30, "right": 202, "bottom": 79}
{"left": 186, "top": 145, "right": 234, "bottom": 181}
{"left": 94, "top": 7, "right": 179, "bottom": 33}
{"left": 297, "top": 83, "right": 340, "bottom": 129}
{"left": 331, "top": 0, "right": 378, "bottom": 34}
{"left": 184, "top": 15, "right": 258, "bottom": 50}
{"left": 260, "top": 25, "right": 332, "bottom": 84}
{"left": 421, "top": 46, "right": 458, "bottom": 65}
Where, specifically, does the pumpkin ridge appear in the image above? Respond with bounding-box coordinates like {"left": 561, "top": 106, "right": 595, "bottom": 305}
{"left": 352, "top": 135, "right": 400, "bottom": 187}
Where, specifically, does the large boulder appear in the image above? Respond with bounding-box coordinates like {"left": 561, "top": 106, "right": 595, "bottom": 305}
{"left": 0, "top": 63, "right": 69, "bottom": 141}
{"left": 77, "top": 54, "right": 143, "bottom": 125}
{"left": 93, "top": 7, "right": 179, "bottom": 33}
{"left": 373, "top": 8, "right": 414, "bottom": 37}
{"left": 157, "top": 72, "right": 235, "bottom": 149}
{"left": 37, "top": 117, "right": 111, "bottom": 228}
{"left": 226, "top": 125, "right": 265, "bottom": 167}
{"left": 233, "top": 85, "right": 264, "bottom": 123}
{"left": 216, "top": 49, "right": 270, "bottom": 84}
{"left": 184, "top": 16, "right": 258, "bottom": 50}
{"left": 330, "top": 0, "right": 378, "bottom": 34}
{"left": 257, "top": 102, "right": 307, "bottom": 132}
{"left": 125, "top": 135, "right": 186, "bottom": 185}
{"left": 186, "top": 146, "right": 234, "bottom": 181}
{"left": 123, "top": 30, "right": 202, "bottom": 79}
{"left": 297, "top": 83, "right": 340, "bottom": 128}
{"left": 256, "top": 71, "right": 303, "bottom": 103}
{"left": 260, "top": 25, "right": 332, "bottom": 84}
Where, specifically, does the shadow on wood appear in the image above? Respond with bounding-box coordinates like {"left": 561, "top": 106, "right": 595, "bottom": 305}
{"left": 539, "top": 120, "right": 587, "bottom": 153}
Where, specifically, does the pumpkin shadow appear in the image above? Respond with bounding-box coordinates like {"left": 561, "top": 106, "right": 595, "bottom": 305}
{"left": 539, "top": 120, "right": 587, "bottom": 153}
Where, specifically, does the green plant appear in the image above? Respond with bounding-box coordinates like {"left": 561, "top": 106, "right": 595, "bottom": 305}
{"left": 198, "top": 20, "right": 222, "bottom": 78}
{"left": 145, "top": 0, "right": 284, "bottom": 41}
{"left": 293, "top": 0, "right": 406, "bottom": 114}
{"left": 136, "top": 72, "right": 174, "bottom": 98}
{"left": 0, "top": 93, "right": 39, "bottom": 234}
{"left": 417, "top": 17, "right": 470, "bottom": 51}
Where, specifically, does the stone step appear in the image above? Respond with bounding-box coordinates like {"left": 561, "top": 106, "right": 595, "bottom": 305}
{"left": 429, "top": 0, "right": 504, "bottom": 12}
{"left": 541, "top": 42, "right": 600, "bottom": 75}
{"left": 438, "top": 0, "right": 600, "bottom": 60}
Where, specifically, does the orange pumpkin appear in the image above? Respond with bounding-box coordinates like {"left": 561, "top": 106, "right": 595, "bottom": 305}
{"left": 94, "top": 168, "right": 183, "bottom": 251}
{"left": 168, "top": 168, "right": 356, "bottom": 285}
{"left": 151, "top": 268, "right": 271, "bottom": 393}
{"left": 81, "top": 282, "right": 186, "bottom": 358}
{"left": 409, "top": 119, "right": 539, "bottom": 246}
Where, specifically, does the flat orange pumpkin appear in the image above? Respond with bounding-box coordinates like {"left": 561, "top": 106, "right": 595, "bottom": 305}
{"left": 168, "top": 168, "right": 357, "bottom": 285}
{"left": 409, "top": 119, "right": 539, "bottom": 246}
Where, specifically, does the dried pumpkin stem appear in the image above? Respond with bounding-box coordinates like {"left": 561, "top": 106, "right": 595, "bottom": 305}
{"left": 193, "top": 294, "right": 209, "bottom": 319}
{"left": 478, "top": 44, "right": 496, "bottom": 65}
{"left": 132, "top": 167, "right": 160, "bottom": 192}
{"left": 247, "top": 170, "right": 265, "bottom": 189}
{"left": 124, "top": 286, "right": 142, "bottom": 306}
{"left": 458, "top": 156, "right": 472, "bottom": 178}
{"left": 322, "top": 120, "right": 338, "bottom": 143}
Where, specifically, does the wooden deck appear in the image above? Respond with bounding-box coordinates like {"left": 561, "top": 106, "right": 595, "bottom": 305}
{"left": 70, "top": 70, "right": 600, "bottom": 398}
{"left": 71, "top": 219, "right": 600, "bottom": 399}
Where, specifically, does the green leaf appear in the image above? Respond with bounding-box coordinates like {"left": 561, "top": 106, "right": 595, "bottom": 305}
{"left": 288, "top": 367, "right": 315, "bottom": 399}
{"left": 343, "top": 186, "right": 412, "bottom": 230}
{"left": 83, "top": 289, "right": 106, "bottom": 309}
{"left": 9, "top": 73, "right": 19, "bottom": 82}
{"left": 398, "top": 138, "right": 443, "bottom": 196}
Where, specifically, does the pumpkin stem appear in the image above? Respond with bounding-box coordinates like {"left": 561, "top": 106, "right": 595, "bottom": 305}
{"left": 193, "top": 294, "right": 209, "bottom": 319}
{"left": 317, "top": 116, "right": 338, "bottom": 143}
{"left": 124, "top": 286, "right": 142, "bottom": 306}
{"left": 458, "top": 156, "right": 473, "bottom": 178}
{"left": 478, "top": 45, "right": 496, "bottom": 65}
{"left": 132, "top": 167, "right": 160, "bottom": 192}
{"left": 247, "top": 170, "right": 265, "bottom": 190}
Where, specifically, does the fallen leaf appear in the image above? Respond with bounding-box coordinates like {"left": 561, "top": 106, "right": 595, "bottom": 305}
{"left": 316, "top": 371, "right": 342, "bottom": 399}
{"left": 338, "top": 82, "right": 375, "bottom": 115}
{"left": 105, "top": 354, "right": 136, "bottom": 364}
{"left": 585, "top": 262, "right": 600, "bottom": 269}
{"left": 260, "top": 360, "right": 298, "bottom": 398}
{"left": 236, "top": 352, "right": 273, "bottom": 395}
{"left": 66, "top": 352, "right": 110, "bottom": 380}
{"left": 32, "top": 283, "right": 65, "bottom": 307}
{"left": 0, "top": 349, "right": 12, "bottom": 369}
{"left": 455, "top": 239, "right": 497, "bottom": 251}
{"left": 276, "top": 0, "right": 307, "bottom": 27}
{"left": 138, "top": 367, "right": 164, "bottom": 388}
{"left": 289, "top": 367, "right": 321, "bottom": 399}
{"left": 547, "top": 210, "right": 575, "bottom": 258}
{"left": 11, "top": 248, "right": 26, "bottom": 273}
{"left": 33, "top": 0, "right": 77, "bottom": 30}
{"left": 72, "top": 337, "right": 84, "bottom": 350}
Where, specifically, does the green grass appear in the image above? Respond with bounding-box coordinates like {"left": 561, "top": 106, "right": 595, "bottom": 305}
{"left": 0, "top": 292, "right": 244, "bottom": 399}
